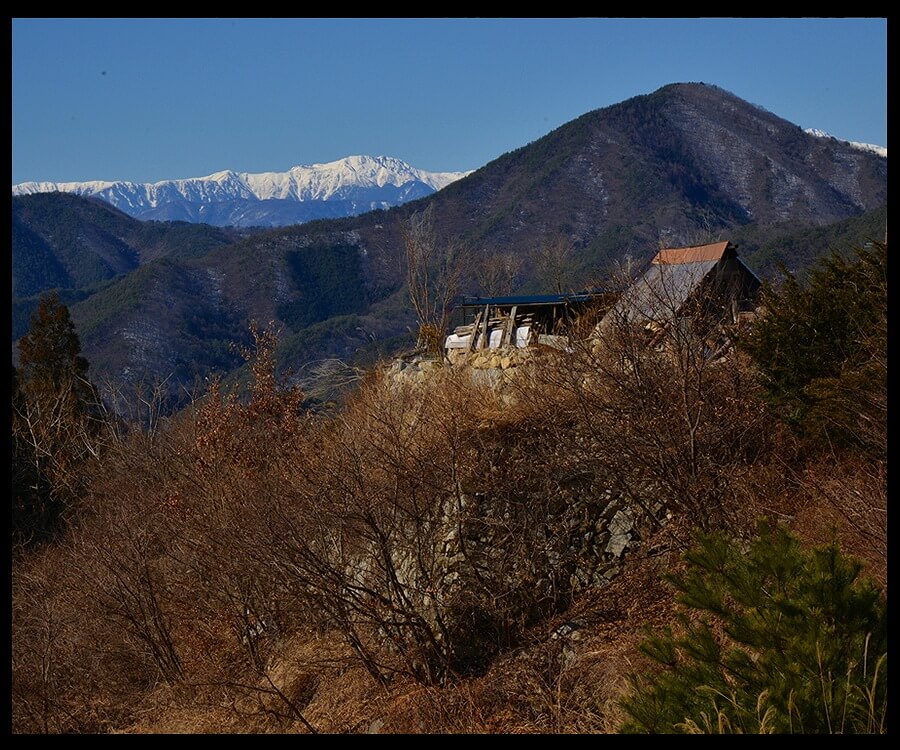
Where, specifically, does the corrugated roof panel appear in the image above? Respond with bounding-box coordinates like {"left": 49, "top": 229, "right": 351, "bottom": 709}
{"left": 608, "top": 260, "right": 719, "bottom": 323}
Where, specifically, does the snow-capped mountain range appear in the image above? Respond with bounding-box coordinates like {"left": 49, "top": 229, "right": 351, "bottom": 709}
{"left": 12, "top": 155, "right": 473, "bottom": 227}
{"left": 13, "top": 127, "right": 885, "bottom": 228}
{"left": 804, "top": 128, "right": 887, "bottom": 158}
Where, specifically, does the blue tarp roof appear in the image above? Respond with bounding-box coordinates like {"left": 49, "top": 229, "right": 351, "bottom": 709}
{"left": 460, "top": 290, "right": 611, "bottom": 308}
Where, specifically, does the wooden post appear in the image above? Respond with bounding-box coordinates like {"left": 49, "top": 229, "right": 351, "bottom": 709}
{"left": 502, "top": 305, "right": 518, "bottom": 348}
{"left": 469, "top": 310, "right": 482, "bottom": 351}
{"left": 479, "top": 304, "right": 490, "bottom": 349}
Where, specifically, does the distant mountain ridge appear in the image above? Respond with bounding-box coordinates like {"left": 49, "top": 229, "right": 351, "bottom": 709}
{"left": 12, "top": 83, "right": 888, "bottom": 407}
{"left": 12, "top": 155, "right": 472, "bottom": 227}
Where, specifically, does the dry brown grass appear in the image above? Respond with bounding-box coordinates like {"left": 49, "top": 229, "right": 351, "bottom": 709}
{"left": 363, "top": 544, "right": 683, "bottom": 734}
{"left": 789, "top": 456, "right": 887, "bottom": 587}
{"left": 120, "top": 543, "right": 679, "bottom": 736}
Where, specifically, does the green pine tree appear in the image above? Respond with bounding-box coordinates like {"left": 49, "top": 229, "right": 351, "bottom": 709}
{"left": 620, "top": 524, "right": 887, "bottom": 734}
{"left": 17, "top": 291, "right": 94, "bottom": 404}
{"left": 12, "top": 292, "right": 101, "bottom": 545}
{"left": 740, "top": 242, "right": 886, "bottom": 453}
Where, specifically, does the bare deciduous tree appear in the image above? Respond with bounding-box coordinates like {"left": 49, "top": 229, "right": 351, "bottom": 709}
{"left": 474, "top": 251, "right": 525, "bottom": 298}
{"left": 535, "top": 236, "right": 577, "bottom": 295}
{"left": 403, "top": 205, "right": 468, "bottom": 356}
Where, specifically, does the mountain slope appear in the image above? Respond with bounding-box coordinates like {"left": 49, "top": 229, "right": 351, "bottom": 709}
{"left": 12, "top": 83, "right": 888, "bottom": 402}
{"left": 243, "top": 83, "right": 885, "bottom": 298}
{"left": 734, "top": 203, "right": 888, "bottom": 279}
{"left": 414, "top": 83, "right": 886, "bottom": 258}
{"left": 11, "top": 193, "right": 240, "bottom": 298}
{"left": 13, "top": 155, "right": 472, "bottom": 227}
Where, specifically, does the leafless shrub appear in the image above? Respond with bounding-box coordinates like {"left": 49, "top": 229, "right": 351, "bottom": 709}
{"left": 12, "top": 372, "right": 105, "bottom": 545}
{"left": 256, "top": 363, "right": 615, "bottom": 685}
{"left": 510, "top": 269, "right": 775, "bottom": 538}
{"left": 789, "top": 456, "right": 887, "bottom": 585}
{"left": 294, "top": 357, "right": 365, "bottom": 406}
{"left": 12, "top": 530, "right": 164, "bottom": 733}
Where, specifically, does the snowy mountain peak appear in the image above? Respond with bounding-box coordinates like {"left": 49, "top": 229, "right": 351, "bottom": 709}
{"left": 804, "top": 128, "right": 887, "bottom": 158}
{"left": 12, "top": 156, "right": 474, "bottom": 227}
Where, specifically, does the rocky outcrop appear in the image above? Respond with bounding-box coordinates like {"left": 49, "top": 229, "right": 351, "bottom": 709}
{"left": 387, "top": 347, "right": 541, "bottom": 394}
{"left": 371, "top": 346, "right": 675, "bottom": 675}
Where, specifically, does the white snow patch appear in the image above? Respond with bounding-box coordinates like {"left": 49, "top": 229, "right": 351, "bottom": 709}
{"left": 804, "top": 128, "right": 886, "bottom": 158}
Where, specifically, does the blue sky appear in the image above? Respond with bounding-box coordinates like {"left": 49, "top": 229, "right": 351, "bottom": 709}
{"left": 12, "top": 18, "right": 887, "bottom": 184}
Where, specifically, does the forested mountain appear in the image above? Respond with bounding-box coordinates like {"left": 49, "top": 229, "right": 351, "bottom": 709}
{"left": 12, "top": 83, "right": 887, "bottom": 401}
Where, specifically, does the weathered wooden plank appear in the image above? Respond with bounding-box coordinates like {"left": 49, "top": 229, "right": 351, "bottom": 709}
{"left": 478, "top": 304, "right": 490, "bottom": 349}
{"left": 469, "top": 310, "right": 483, "bottom": 351}
{"left": 501, "top": 305, "right": 518, "bottom": 347}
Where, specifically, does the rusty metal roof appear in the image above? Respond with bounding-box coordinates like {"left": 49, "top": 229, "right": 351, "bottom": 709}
{"left": 653, "top": 241, "right": 731, "bottom": 265}
{"left": 603, "top": 241, "right": 760, "bottom": 326}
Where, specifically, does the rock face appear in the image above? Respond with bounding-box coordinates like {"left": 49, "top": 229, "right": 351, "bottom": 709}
{"left": 356, "top": 478, "right": 666, "bottom": 676}
{"left": 385, "top": 354, "right": 446, "bottom": 385}
{"left": 371, "top": 355, "right": 668, "bottom": 675}
{"left": 392, "top": 346, "right": 538, "bottom": 391}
